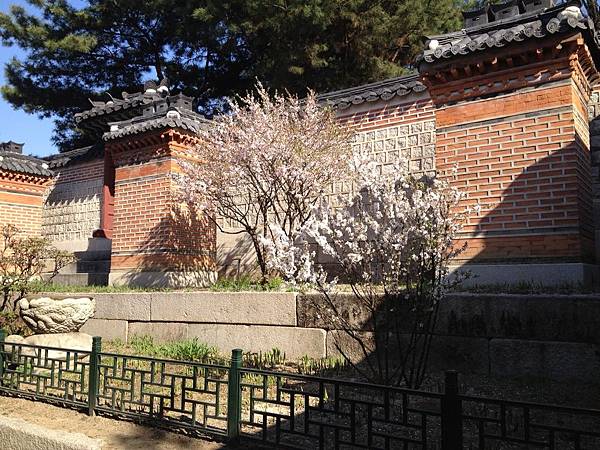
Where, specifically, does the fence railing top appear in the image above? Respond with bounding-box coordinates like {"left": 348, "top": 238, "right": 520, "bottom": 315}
{"left": 98, "top": 350, "right": 231, "bottom": 370}
{"left": 239, "top": 366, "right": 445, "bottom": 397}
{"left": 459, "top": 393, "right": 600, "bottom": 415}
{"left": 0, "top": 341, "right": 93, "bottom": 354}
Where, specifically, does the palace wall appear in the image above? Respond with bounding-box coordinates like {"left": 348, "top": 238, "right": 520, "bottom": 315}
{"left": 24, "top": 2, "right": 600, "bottom": 287}
{"left": 0, "top": 148, "right": 52, "bottom": 241}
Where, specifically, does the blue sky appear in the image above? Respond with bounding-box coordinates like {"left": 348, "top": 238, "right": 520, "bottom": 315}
{"left": 0, "top": 0, "right": 57, "bottom": 157}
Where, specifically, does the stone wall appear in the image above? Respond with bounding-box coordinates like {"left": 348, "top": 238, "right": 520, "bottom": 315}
{"left": 298, "top": 292, "right": 600, "bottom": 382}
{"left": 80, "top": 292, "right": 326, "bottom": 358}
{"left": 74, "top": 291, "right": 600, "bottom": 382}
{"left": 42, "top": 159, "right": 104, "bottom": 250}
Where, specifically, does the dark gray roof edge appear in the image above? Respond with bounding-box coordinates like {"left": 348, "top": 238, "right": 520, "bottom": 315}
{"left": 420, "top": 1, "right": 599, "bottom": 66}
{"left": 316, "top": 73, "right": 428, "bottom": 109}
{"left": 44, "top": 144, "right": 104, "bottom": 169}
{"left": 0, "top": 151, "right": 53, "bottom": 177}
{"left": 102, "top": 111, "right": 208, "bottom": 141}
{"left": 425, "top": 2, "right": 568, "bottom": 44}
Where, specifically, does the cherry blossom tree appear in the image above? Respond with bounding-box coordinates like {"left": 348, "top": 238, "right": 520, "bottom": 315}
{"left": 264, "top": 156, "right": 467, "bottom": 388}
{"left": 178, "top": 83, "right": 352, "bottom": 282}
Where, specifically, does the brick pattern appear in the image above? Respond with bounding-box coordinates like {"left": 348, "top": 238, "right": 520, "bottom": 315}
{"left": 111, "top": 155, "right": 215, "bottom": 271}
{"left": 341, "top": 97, "right": 436, "bottom": 176}
{"left": 112, "top": 161, "right": 172, "bottom": 255}
{"left": 350, "top": 121, "right": 435, "bottom": 176}
{"left": 0, "top": 173, "right": 49, "bottom": 238}
{"left": 435, "top": 80, "right": 593, "bottom": 262}
{"left": 0, "top": 200, "right": 43, "bottom": 236}
{"left": 42, "top": 160, "right": 104, "bottom": 242}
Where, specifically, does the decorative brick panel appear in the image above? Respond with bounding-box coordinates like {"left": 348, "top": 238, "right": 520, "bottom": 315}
{"left": 42, "top": 160, "right": 104, "bottom": 242}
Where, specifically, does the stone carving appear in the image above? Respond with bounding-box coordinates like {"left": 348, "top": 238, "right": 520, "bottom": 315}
{"left": 19, "top": 297, "right": 96, "bottom": 334}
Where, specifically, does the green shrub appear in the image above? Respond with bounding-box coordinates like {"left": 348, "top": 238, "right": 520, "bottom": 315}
{"left": 160, "top": 338, "right": 221, "bottom": 363}
{"left": 0, "top": 311, "right": 31, "bottom": 336}
{"left": 244, "top": 347, "right": 287, "bottom": 369}
{"left": 127, "top": 335, "right": 222, "bottom": 364}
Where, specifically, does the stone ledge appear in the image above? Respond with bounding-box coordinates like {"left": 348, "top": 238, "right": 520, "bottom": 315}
{"left": 93, "top": 294, "right": 152, "bottom": 321}
{"left": 150, "top": 292, "right": 297, "bottom": 325}
{"left": 0, "top": 415, "right": 102, "bottom": 450}
{"left": 438, "top": 294, "right": 600, "bottom": 343}
{"left": 489, "top": 339, "right": 600, "bottom": 383}
{"left": 188, "top": 323, "right": 326, "bottom": 359}
{"left": 50, "top": 292, "right": 297, "bottom": 326}
{"left": 450, "top": 263, "right": 599, "bottom": 287}
{"left": 81, "top": 319, "right": 128, "bottom": 342}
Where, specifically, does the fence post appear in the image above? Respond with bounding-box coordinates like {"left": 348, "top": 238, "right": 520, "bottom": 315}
{"left": 0, "top": 328, "right": 6, "bottom": 380}
{"left": 227, "top": 348, "right": 243, "bottom": 441}
{"left": 441, "top": 370, "right": 462, "bottom": 450}
{"left": 87, "top": 336, "right": 101, "bottom": 416}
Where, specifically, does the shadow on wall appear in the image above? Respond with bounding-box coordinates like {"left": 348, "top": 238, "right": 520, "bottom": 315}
{"left": 216, "top": 230, "right": 258, "bottom": 279}
{"left": 448, "top": 131, "right": 595, "bottom": 286}
{"left": 124, "top": 200, "right": 217, "bottom": 288}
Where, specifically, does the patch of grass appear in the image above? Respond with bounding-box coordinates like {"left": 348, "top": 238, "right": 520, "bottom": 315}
{"left": 28, "top": 276, "right": 294, "bottom": 294}
{"left": 297, "top": 355, "right": 348, "bottom": 376}
{"left": 209, "top": 275, "right": 289, "bottom": 292}
{"left": 244, "top": 348, "right": 287, "bottom": 369}
{"left": 28, "top": 281, "right": 176, "bottom": 294}
{"left": 106, "top": 336, "right": 354, "bottom": 379}
{"left": 160, "top": 339, "right": 222, "bottom": 364}
{"left": 129, "top": 335, "right": 160, "bottom": 355}
{"left": 121, "top": 335, "right": 223, "bottom": 364}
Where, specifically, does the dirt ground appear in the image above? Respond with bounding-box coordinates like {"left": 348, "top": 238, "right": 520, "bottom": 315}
{"left": 0, "top": 396, "right": 242, "bottom": 449}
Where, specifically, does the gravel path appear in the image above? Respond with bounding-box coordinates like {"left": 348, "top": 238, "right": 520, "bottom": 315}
{"left": 0, "top": 396, "right": 233, "bottom": 449}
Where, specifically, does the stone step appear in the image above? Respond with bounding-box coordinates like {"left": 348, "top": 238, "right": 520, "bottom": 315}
{"left": 73, "top": 250, "right": 111, "bottom": 261}
{"left": 50, "top": 273, "right": 109, "bottom": 286}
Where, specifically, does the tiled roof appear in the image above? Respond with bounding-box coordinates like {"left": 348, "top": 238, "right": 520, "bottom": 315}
{"left": 45, "top": 144, "right": 104, "bottom": 169}
{"left": 74, "top": 79, "right": 173, "bottom": 125}
{"left": 317, "top": 74, "right": 428, "bottom": 110}
{"left": 75, "top": 94, "right": 155, "bottom": 123}
{"left": 103, "top": 108, "right": 208, "bottom": 141}
{"left": 420, "top": 1, "right": 598, "bottom": 66}
{"left": 0, "top": 151, "right": 53, "bottom": 177}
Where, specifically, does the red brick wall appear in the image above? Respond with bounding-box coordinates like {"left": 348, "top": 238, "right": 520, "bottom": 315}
{"left": 0, "top": 172, "right": 49, "bottom": 237}
{"left": 108, "top": 134, "right": 216, "bottom": 273}
{"left": 435, "top": 80, "right": 593, "bottom": 262}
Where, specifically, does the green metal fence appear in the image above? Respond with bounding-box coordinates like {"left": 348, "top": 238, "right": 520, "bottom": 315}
{"left": 1, "top": 330, "right": 600, "bottom": 449}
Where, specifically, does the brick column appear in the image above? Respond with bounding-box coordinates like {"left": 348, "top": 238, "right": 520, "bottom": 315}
{"left": 106, "top": 128, "right": 216, "bottom": 287}
{"left": 421, "top": 35, "right": 599, "bottom": 285}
